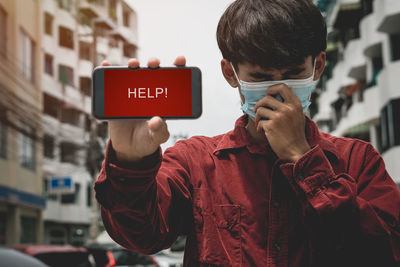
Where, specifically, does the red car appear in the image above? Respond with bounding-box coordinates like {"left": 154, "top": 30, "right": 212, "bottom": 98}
{"left": 13, "top": 244, "right": 93, "bottom": 267}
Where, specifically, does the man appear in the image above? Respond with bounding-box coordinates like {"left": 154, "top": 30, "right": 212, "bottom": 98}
{"left": 94, "top": 0, "right": 400, "bottom": 266}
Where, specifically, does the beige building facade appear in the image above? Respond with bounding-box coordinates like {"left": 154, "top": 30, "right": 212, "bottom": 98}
{"left": 0, "top": 0, "right": 45, "bottom": 245}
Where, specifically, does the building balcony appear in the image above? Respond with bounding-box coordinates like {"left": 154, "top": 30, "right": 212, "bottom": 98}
{"left": 78, "top": 59, "right": 93, "bottom": 78}
{"left": 377, "top": 60, "right": 400, "bottom": 108}
{"left": 59, "top": 122, "right": 85, "bottom": 146}
{"left": 56, "top": 47, "right": 78, "bottom": 70}
{"left": 43, "top": 34, "right": 57, "bottom": 54}
{"left": 360, "top": 12, "right": 385, "bottom": 57}
{"left": 43, "top": 0, "right": 57, "bottom": 15}
{"left": 108, "top": 47, "right": 123, "bottom": 64}
{"left": 84, "top": 96, "right": 91, "bottom": 115}
{"left": 78, "top": 24, "right": 94, "bottom": 43}
{"left": 43, "top": 157, "right": 61, "bottom": 176}
{"left": 326, "top": 61, "right": 355, "bottom": 97}
{"left": 376, "top": 0, "right": 400, "bottom": 34}
{"left": 120, "top": 26, "right": 138, "bottom": 46}
{"left": 56, "top": 8, "right": 76, "bottom": 30}
{"left": 78, "top": 0, "right": 99, "bottom": 20}
{"left": 95, "top": 36, "right": 109, "bottom": 55}
{"left": 343, "top": 39, "right": 367, "bottom": 80}
{"left": 44, "top": 200, "right": 93, "bottom": 224}
{"left": 332, "top": 85, "right": 380, "bottom": 136}
{"left": 43, "top": 113, "right": 61, "bottom": 135}
{"left": 64, "top": 84, "right": 84, "bottom": 108}
{"left": 43, "top": 73, "right": 63, "bottom": 100}
{"left": 43, "top": 168, "right": 93, "bottom": 224}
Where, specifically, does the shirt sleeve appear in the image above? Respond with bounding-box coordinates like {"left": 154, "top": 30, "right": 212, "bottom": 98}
{"left": 94, "top": 140, "right": 193, "bottom": 255}
{"left": 280, "top": 143, "right": 400, "bottom": 263}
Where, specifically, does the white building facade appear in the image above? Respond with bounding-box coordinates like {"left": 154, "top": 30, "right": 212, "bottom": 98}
{"left": 41, "top": 0, "right": 137, "bottom": 245}
{"left": 313, "top": 0, "right": 400, "bottom": 182}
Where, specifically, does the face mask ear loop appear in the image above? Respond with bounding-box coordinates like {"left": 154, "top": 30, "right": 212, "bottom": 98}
{"left": 312, "top": 57, "right": 317, "bottom": 81}
{"left": 308, "top": 58, "right": 318, "bottom": 102}
{"left": 230, "top": 62, "right": 241, "bottom": 86}
{"left": 230, "top": 62, "right": 245, "bottom": 105}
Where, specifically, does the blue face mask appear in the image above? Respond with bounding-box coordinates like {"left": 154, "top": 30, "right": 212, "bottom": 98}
{"left": 231, "top": 61, "right": 318, "bottom": 120}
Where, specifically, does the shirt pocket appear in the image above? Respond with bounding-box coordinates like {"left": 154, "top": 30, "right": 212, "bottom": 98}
{"left": 192, "top": 188, "right": 242, "bottom": 267}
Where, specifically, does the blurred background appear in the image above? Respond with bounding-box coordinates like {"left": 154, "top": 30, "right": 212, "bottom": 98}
{"left": 0, "top": 0, "right": 399, "bottom": 266}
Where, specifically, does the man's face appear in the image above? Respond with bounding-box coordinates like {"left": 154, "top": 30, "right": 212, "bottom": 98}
{"left": 236, "top": 56, "right": 314, "bottom": 82}
{"left": 225, "top": 53, "right": 325, "bottom": 103}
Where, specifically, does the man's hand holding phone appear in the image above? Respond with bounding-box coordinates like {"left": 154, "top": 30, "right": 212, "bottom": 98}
{"left": 101, "top": 57, "right": 186, "bottom": 163}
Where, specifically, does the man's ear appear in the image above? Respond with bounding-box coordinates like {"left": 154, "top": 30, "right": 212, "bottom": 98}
{"left": 314, "top": 51, "right": 326, "bottom": 81}
{"left": 221, "top": 59, "right": 239, "bottom": 88}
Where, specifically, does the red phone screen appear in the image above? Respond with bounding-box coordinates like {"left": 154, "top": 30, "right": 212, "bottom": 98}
{"left": 104, "top": 68, "right": 192, "bottom": 117}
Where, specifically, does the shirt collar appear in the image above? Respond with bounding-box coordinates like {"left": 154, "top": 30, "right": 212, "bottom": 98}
{"left": 213, "top": 114, "right": 339, "bottom": 161}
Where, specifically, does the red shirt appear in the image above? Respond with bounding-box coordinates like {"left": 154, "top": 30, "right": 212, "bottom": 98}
{"left": 94, "top": 115, "right": 400, "bottom": 267}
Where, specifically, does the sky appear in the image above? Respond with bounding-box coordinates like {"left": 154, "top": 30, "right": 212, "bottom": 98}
{"left": 127, "top": 0, "right": 241, "bottom": 149}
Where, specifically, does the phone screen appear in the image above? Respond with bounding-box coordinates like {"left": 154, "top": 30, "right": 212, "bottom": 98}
{"left": 103, "top": 68, "right": 193, "bottom": 117}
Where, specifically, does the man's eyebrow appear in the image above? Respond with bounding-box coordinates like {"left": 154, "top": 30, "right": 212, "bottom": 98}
{"left": 282, "top": 67, "right": 306, "bottom": 77}
{"left": 248, "top": 72, "right": 274, "bottom": 80}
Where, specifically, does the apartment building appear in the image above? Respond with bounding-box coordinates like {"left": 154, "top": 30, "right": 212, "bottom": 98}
{"left": 0, "top": 0, "right": 45, "bottom": 245}
{"left": 313, "top": 0, "right": 400, "bottom": 181}
{"left": 41, "top": 0, "right": 137, "bottom": 245}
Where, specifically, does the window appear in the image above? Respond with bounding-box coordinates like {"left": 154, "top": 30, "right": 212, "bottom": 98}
{"left": 43, "top": 178, "right": 58, "bottom": 201}
{"left": 88, "top": 0, "right": 105, "bottom": 5}
{"left": 387, "top": 98, "right": 400, "bottom": 148}
{"left": 61, "top": 182, "right": 80, "bottom": 204}
{"left": 59, "top": 26, "right": 74, "bottom": 49}
{"left": 58, "top": 0, "right": 71, "bottom": 12}
{"left": 44, "top": 53, "right": 53, "bottom": 76}
{"left": 80, "top": 77, "right": 91, "bottom": 96}
{"left": 97, "top": 121, "right": 108, "bottom": 139}
{"left": 43, "top": 93, "right": 59, "bottom": 118}
{"left": 43, "top": 135, "right": 55, "bottom": 158}
{"left": 58, "top": 64, "right": 74, "bottom": 86}
{"left": 362, "top": 0, "right": 373, "bottom": 16}
{"left": 108, "top": 38, "right": 119, "bottom": 48}
{"left": 61, "top": 107, "right": 81, "bottom": 126}
{"left": 19, "top": 123, "right": 36, "bottom": 171}
{"left": 60, "top": 142, "right": 78, "bottom": 164}
{"left": 44, "top": 12, "right": 53, "bottom": 35}
{"left": 0, "top": 212, "right": 5, "bottom": 244}
{"left": 20, "top": 216, "right": 37, "bottom": 244}
{"left": 123, "top": 43, "right": 136, "bottom": 58}
{"left": 0, "top": 5, "right": 7, "bottom": 57}
{"left": 86, "top": 183, "right": 92, "bottom": 207}
{"left": 390, "top": 33, "right": 400, "bottom": 62}
{"left": 84, "top": 115, "right": 91, "bottom": 132}
{"left": 79, "top": 41, "right": 91, "bottom": 61}
{"left": 123, "top": 10, "right": 130, "bottom": 27}
{"left": 369, "top": 56, "right": 383, "bottom": 88}
{"left": 109, "top": 0, "right": 117, "bottom": 21}
{"left": 49, "top": 228, "right": 66, "bottom": 245}
{"left": 0, "top": 120, "right": 6, "bottom": 159}
{"left": 380, "top": 98, "right": 400, "bottom": 152}
{"left": 19, "top": 29, "right": 35, "bottom": 82}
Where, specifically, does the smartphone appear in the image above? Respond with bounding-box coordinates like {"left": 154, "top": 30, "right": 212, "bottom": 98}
{"left": 92, "top": 66, "right": 202, "bottom": 119}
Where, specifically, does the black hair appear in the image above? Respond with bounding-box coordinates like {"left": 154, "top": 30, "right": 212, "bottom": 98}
{"left": 216, "top": 0, "right": 327, "bottom": 71}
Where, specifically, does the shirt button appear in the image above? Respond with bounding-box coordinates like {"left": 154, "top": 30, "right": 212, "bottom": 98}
{"left": 273, "top": 201, "right": 280, "bottom": 208}
{"left": 274, "top": 242, "right": 281, "bottom": 251}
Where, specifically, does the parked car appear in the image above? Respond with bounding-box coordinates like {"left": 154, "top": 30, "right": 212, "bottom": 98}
{"left": 153, "top": 249, "right": 183, "bottom": 267}
{"left": 0, "top": 247, "right": 49, "bottom": 267}
{"left": 13, "top": 244, "right": 93, "bottom": 267}
{"left": 86, "top": 231, "right": 159, "bottom": 267}
{"left": 152, "top": 236, "right": 185, "bottom": 267}
{"left": 86, "top": 242, "right": 159, "bottom": 267}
